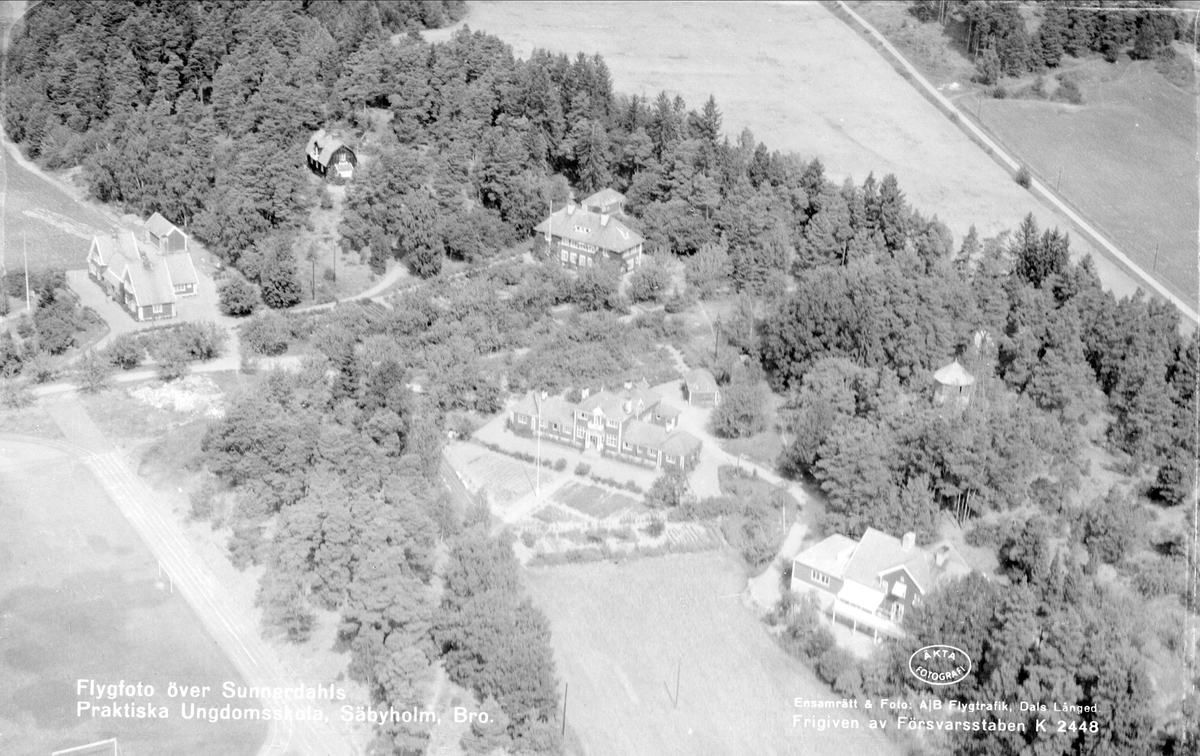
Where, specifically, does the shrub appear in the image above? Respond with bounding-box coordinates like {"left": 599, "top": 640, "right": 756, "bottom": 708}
{"left": 176, "top": 321, "right": 227, "bottom": 361}
{"left": 241, "top": 311, "right": 291, "bottom": 356}
{"left": 1056, "top": 75, "right": 1083, "bottom": 105}
{"left": 574, "top": 462, "right": 590, "bottom": 476}
{"left": 644, "top": 518, "right": 665, "bottom": 538}
{"left": 1031, "top": 75, "right": 1046, "bottom": 99}
{"left": 76, "top": 350, "right": 113, "bottom": 393}
{"left": 991, "top": 85, "right": 1008, "bottom": 99}
{"left": 24, "top": 350, "right": 55, "bottom": 384}
{"left": 1014, "top": 165, "right": 1032, "bottom": 189}
{"left": 218, "top": 275, "right": 260, "bottom": 317}
{"left": 672, "top": 495, "right": 739, "bottom": 521}
{"left": 553, "top": 458, "right": 567, "bottom": 472}
{"left": 0, "top": 379, "right": 33, "bottom": 408}
{"left": 104, "top": 333, "right": 143, "bottom": 369}
{"left": 154, "top": 340, "right": 189, "bottom": 382}
{"left": 520, "top": 531, "right": 537, "bottom": 549}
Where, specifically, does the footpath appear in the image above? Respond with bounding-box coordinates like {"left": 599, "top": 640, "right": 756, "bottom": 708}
{"left": 20, "top": 395, "right": 360, "bottom": 756}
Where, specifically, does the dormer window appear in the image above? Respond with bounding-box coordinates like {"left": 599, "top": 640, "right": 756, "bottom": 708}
{"left": 574, "top": 225, "right": 590, "bottom": 235}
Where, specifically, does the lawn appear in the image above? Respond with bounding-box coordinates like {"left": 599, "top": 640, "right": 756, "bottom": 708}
{"left": 0, "top": 439, "right": 263, "bottom": 756}
{"left": 436, "top": 2, "right": 1170, "bottom": 308}
{"left": 524, "top": 552, "right": 899, "bottom": 756}
{"left": 551, "top": 481, "right": 644, "bottom": 519}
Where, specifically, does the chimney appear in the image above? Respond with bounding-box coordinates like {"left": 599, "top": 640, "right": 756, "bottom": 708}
{"left": 540, "top": 390, "right": 548, "bottom": 401}
{"left": 566, "top": 202, "right": 575, "bottom": 216}
{"left": 623, "top": 380, "right": 632, "bottom": 390}
{"left": 600, "top": 213, "right": 610, "bottom": 227}
{"left": 580, "top": 387, "right": 591, "bottom": 399}
{"left": 935, "top": 547, "right": 948, "bottom": 567}
{"left": 623, "top": 400, "right": 632, "bottom": 414}
{"left": 901, "top": 532, "right": 916, "bottom": 552}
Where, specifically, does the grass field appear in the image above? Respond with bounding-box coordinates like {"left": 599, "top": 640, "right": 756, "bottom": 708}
{"left": 0, "top": 439, "right": 263, "bottom": 756}
{"left": 976, "top": 60, "right": 1198, "bottom": 302}
{"left": 436, "top": 1, "right": 1170, "bottom": 307}
{"left": 525, "top": 553, "right": 899, "bottom": 756}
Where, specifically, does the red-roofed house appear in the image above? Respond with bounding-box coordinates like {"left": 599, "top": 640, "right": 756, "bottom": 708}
{"left": 534, "top": 189, "right": 644, "bottom": 272}
{"left": 790, "top": 528, "right": 971, "bottom": 639}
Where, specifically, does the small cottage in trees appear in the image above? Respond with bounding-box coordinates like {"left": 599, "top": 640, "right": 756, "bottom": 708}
{"left": 306, "top": 129, "right": 357, "bottom": 181}
{"left": 790, "top": 528, "right": 970, "bottom": 639}
{"left": 87, "top": 229, "right": 197, "bottom": 321}
{"left": 933, "top": 359, "right": 975, "bottom": 412}
{"left": 533, "top": 189, "right": 644, "bottom": 271}
{"left": 683, "top": 367, "right": 721, "bottom": 408}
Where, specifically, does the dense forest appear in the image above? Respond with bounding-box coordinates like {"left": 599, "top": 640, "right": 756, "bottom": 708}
{"left": 910, "top": 0, "right": 1188, "bottom": 84}
{"left": 5, "top": 2, "right": 1199, "bottom": 755}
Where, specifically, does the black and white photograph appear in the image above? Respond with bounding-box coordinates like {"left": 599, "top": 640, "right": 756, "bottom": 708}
{"left": 0, "top": 1, "right": 1197, "bottom": 754}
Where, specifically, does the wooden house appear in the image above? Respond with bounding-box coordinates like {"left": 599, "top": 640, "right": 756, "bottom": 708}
{"left": 306, "top": 129, "right": 357, "bottom": 180}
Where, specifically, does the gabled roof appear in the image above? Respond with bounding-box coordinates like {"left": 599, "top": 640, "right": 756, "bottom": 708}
{"left": 659, "top": 430, "right": 701, "bottom": 457}
{"left": 844, "top": 528, "right": 932, "bottom": 593}
{"left": 146, "top": 212, "right": 184, "bottom": 240}
{"left": 933, "top": 359, "right": 975, "bottom": 387}
{"left": 164, "top": 252, "right": 198, "bottom": 287}
{"left": 533, "top": 205, "right": 644, "bottom": 254}
{"left": 90, "top": 231, "right": 178, "bottom": 308}
{"left": 685, "top": 367, "right": 718, "bottom": 393}
{"left": 796, "top": 528, "right": 971, "bottom": 597}
{"left": 512, "top": 392, "right": 576, "bottom": 428}
{"left": 582, "top": 188, "right": 625, "bottom": 208}
{"left": 577, "top": 390, "right": 630, "bottom": 420}
{"left": 622, "top": 419, "right": 666, "bottom": 448}
{"left": 655, "top": 402, "right": 681, "bottom": 418}
{"left": 795, "top": 534, "right": 859, "bottom": 576}
{"left": 307, "top": 129, "right": 354, "bottom": 168}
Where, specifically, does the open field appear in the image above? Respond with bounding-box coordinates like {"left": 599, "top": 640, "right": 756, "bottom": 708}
{"left": 975, "top": 60, "right": 1198, "bottom": 301}
{"left": 0, "top": 439, "right": 263, "bottom": 756}
{"left": 434, "top": 1, "right": 1178, "bottom": 308}
{"left": 525, "top": 552, "right": 899, "bottom": 756}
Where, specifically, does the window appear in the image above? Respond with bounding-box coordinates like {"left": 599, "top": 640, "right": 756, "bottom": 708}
{"left": 606, "top": 419, "right": 618, "bottom": 429}
{"left": 570, "top": 253, "right": 578, "bottom": 264}
{"left": 551, "top": 423, "right": 559, "bottom": 432}
{"left": 622, "top": 442, "right": 632, "bottom": 451}
{"left": 560, "top": 249, "right": 568, "bottom": 262}
{"left": 576, "top": 427, "right": 585, "bottom": 438}
{"left": 665, "top": 454, "right": 677, "bottom": 465}
{"left": 605, "top": 434, "right": 617, "bottom": 446}
{"left": 811, "top": 571, "right": 830, "bottom": 586}
{"left": 539, "top": 419, "right": 547, "bottom": 430}
{"left": 913, "top": 595, "right": 922, "bottom": 607}
{"left": 152, "top": 304, "right": 163, "bottom": 314}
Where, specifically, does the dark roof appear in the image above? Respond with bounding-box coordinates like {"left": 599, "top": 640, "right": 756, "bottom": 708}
{"left": 306, "top": 129, "right": 354, "bottom": 168}
{"left": 533, "top": 204, "right": 644, "bottom": 254}
{"left": 622, "top": 419, "right": 666, "bottom": 448}
{"left": 659, "top": 430, "right": 701, "bottom": 457}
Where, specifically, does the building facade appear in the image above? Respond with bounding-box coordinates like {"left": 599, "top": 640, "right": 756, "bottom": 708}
{"left": 533, "top": 189, "right": 644, "bottom": 272}
{"left": 509, "top": 381, "right": 701, "bottom": 472}
{"left": 790, "top": 528, "right": 970, "bottom": 639}
{"left": 306, "top": 129, "right": 357, "bottom": 180}
{"left": 87, "top": 228, "right": 198, "bottom": 321}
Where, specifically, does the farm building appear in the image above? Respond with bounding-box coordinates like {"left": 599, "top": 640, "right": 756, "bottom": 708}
{"left": 683, "top": 368, "right": 721, "bottom": 407}
{"left": 306, "top": 129, "right": 357, "bottom": 180}
{"left": 509, "top": 380, "right": 700, "bottom": 472}
{"left": 86, "top": 229, "right": 198, "bottom": 321}
{"left": 144, "top": 212, "right": 188, "bottom": 253}
{"left": 790, "top": 528, "right": 970, "bottom": 640}
{"left": 533, "top": 188, "right": 644, "bottom": 272}
{"left": 933, "top": 358, "right": 975, "bottom": 412}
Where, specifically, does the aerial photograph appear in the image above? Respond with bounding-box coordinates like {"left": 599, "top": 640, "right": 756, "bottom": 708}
{"left": 0, "top": 1, "right": 1196, "bottom": 755}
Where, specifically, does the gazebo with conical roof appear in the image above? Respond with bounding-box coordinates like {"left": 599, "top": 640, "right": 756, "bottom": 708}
{"left": 933, "top": 359, "right": 975, "bottom": 410}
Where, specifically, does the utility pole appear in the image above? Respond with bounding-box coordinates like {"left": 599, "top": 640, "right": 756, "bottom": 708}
{"left": 535, "top": 396, "right": 542, "bottom": 500}
{"left": 311, "top": 258, "right": 316, "bottom": 299}
{"left": 1153, "top": 243, "right": 1160, "bottom": 272}
{"left": 561, "top": 683, "right": 568, "bottom": 737}
{"left": 1056, "top": 167, "right": 1062, "bottom": 192}
{"left": 23, "top": 230, "right": 31, "bottom": 314}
